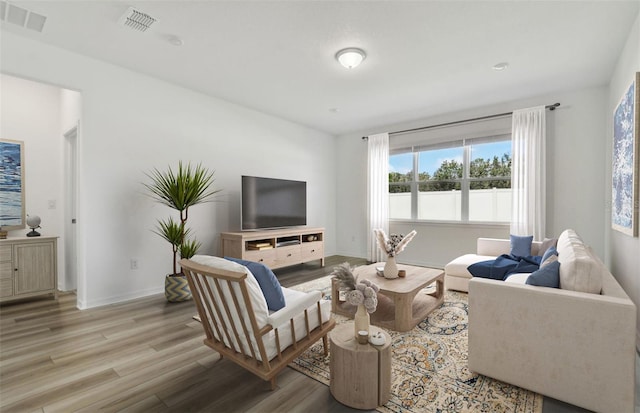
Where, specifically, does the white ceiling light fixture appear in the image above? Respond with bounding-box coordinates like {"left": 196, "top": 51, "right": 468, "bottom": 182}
{"left": 492, "top": 62, "right": 509, "bottom": 71}
{"left": 336, "top": 48, "right": 366, "bottom": 69}
{"left": 168, "top": 35, "right": 183, "bottom": 46}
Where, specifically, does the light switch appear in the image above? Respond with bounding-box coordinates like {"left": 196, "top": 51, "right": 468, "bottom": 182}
{"left": 48, "top": 200, "right": 56, "bottom": 209}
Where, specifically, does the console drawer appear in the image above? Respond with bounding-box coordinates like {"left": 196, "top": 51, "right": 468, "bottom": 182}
{"left": 275, "top": 245, "right": 301, "bottom": 266}
{"left": 244, "top": 249, "right": 277, "bottom": 268}
{"left": 301, "top": 242, "right": 324, "bottom": 261}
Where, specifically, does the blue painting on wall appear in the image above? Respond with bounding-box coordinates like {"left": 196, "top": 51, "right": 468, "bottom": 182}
{"left": 612, "top": 73, "right": 639, "bottom": 236}
{"left": 0, "top": 139, "right": 25, "bottom": 229}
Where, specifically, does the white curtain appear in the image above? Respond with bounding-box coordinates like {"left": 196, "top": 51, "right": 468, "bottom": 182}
{"left": 367, "top": 133, "right": 389, "bottom": 262}
{"left": 511, "top": 106, "right": 546, "bottom": 240}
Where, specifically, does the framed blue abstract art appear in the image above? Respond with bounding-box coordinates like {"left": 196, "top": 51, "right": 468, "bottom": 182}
{"left": 612, "top": 72, "right": 639, "bottom": 237}
{"left": 0, "top": 139, "right": 25, "bottom": 230}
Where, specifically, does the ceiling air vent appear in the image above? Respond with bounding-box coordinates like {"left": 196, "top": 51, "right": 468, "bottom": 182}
{"left": 118, "top": 7, "right": 157, "bottom": 32}
{"left": 0, "top": 1, "right": 47, "bottom": 33}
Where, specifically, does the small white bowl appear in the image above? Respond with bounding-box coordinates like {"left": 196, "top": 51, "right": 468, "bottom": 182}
{"left": 369, "top": 332, "right": 386, "bottom": 346}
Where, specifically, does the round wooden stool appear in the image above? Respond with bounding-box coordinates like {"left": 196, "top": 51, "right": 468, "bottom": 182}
{"left": 329, "top": 323, "right": 391, "bottom": 409}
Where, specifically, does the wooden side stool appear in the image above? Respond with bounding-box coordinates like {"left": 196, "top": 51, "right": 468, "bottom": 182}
{"left": 329, "top": 323, "right": 391, "bottom": 409}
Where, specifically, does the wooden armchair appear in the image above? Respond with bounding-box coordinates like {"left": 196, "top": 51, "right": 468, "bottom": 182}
{"left": 180, "top": 256, "right": 335, "bottom": 389}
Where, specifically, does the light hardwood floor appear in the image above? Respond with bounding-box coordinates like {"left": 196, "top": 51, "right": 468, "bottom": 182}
{"left": 1, "top": 255, "right": 637, "bottom": 413}
{"left": 0, "top": 256, "right": 367, "bottom": 413}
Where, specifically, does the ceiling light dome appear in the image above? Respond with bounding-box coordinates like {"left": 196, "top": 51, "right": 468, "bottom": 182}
{"left": 336, "top": 48, "right": 366, "bottom": 69}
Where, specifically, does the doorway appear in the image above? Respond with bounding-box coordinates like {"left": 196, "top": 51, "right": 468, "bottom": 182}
{"left": 64, "top": 125, "right": 78, "bottom": 293}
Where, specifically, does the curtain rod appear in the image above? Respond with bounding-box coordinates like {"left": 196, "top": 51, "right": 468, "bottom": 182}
{"left": 362, "top": 102, "right": 560, "bottom": 140}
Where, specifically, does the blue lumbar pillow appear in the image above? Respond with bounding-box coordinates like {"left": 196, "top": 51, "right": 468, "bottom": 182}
{"left": 224, "top": 257, "right": 286, "bottom": 311}
{"left": 541, "top": 246, "right": 558, "bottom": 264}
{"left": 510, "top": 234, "right": 533, "bottom": 258}
{"left": 526, "top": 260, "right": 560, "bottom": 288}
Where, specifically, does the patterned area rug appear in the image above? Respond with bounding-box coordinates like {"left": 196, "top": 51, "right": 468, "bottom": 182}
{"left": 289, "top": 276, "right": 542, "bottom": 413}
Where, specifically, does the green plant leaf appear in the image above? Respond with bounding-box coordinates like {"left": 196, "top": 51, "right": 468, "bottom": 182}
{"left": 179, "top": 237, "right": 201, "bottom": 260}
{"left": 143, "top": 161, "right": 221, "bottom": 213}
{"left": 153, "top": 217, "right": 183, "bottom": 245}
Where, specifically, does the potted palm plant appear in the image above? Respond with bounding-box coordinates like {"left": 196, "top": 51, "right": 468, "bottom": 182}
{"left": 143, "top": 161, "right": 220, "bottom": 302}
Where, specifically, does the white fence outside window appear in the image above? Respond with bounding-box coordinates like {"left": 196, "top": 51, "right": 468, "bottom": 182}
{"left": 390, "top": 188, "right": 512, "bottom": 222}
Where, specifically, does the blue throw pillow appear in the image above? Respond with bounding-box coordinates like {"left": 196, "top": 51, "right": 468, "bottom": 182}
{"left": 541, "top": 246, "right": 558, "bottom": 264}
{"left": 224, "top": 257, "right": 286, "bottom": 311}
{"left": 510, "top": 234, "right": 533, "bottom": 258}
{"left": 526, "top": 260, "right": 560, "bottom": 288}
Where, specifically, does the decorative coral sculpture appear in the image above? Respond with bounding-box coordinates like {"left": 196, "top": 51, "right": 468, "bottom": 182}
{"left": 331, "top": 263, "right": 380, "bottom": 313}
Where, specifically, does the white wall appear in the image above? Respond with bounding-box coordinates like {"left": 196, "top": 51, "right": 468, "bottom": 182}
{"left": 336, "top": 86, "right": 608, "bottom": 268}
{"left": 1, "top": 32, "right": 337, "bottom": 309}
{"left": 0, "top": 74, "right": 68, "bottom": 288}
{"left": 607, "top": 11, "right": 640, "bottom": 348}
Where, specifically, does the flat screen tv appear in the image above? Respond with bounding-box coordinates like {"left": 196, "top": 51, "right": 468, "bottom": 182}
{"left": 241, "top": 175, "right": 307, "bottom": 230}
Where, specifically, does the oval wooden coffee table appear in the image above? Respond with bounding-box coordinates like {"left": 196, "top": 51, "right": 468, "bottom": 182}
{"left": 329, "top": 323, "right": 391, "bottom": 410}
{"left": 331, "top": 263, "right": 444, "bottom": 331}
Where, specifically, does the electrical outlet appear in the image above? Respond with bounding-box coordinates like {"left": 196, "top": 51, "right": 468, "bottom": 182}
{"left": 130, "top": 259, "right": 138, "bottom": 270}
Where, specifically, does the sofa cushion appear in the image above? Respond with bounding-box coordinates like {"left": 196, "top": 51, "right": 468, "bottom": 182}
{"left": 504, "top": 273, "right": 530, "bottom": 284}
{"left": 445, "top": 254, "right": 497, "bottom": 279}
{"left": 539, "top": 237, "right": 558, "bottom": 253}
{"left": 556, "top": 230, "right": 602, "bottom": 294}
{"left": 225, "top": 257, "right": 286, "bottom": 311}
{"left": 510, "top": 234, "right": 533, "bottom": 258}
{"left": 526, "top": 260, "right": 560, "bottom": 288}
{"left": 540, "top": 254, "right": 558, "bottom": 268}
{"left": 541, "top": 246, "right": 558, "bottom": 264}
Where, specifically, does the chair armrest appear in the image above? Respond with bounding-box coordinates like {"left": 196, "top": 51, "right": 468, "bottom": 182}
{"left": 267, "top": 290, "right": 323, "bottom": 329}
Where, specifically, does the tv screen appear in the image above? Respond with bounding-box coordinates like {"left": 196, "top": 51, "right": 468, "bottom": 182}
{"left": 241, "top": 176, "right": 307, "bottom": 230}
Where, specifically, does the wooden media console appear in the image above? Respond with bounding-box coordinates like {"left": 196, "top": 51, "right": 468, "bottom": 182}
{"left": 220, "top": 227, "right": 324, "bottom": 269}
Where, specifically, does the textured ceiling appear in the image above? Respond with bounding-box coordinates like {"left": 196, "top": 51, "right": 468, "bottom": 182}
{"left": 1, "top": 1, "right": 638, "bottom": 135}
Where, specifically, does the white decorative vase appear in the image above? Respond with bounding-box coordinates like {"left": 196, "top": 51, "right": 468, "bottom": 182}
{"left": 354, "top": 304, "right": 370, "bottom": 337}
{"left": 384, "top": 256, "right": 399, "bottom": 279}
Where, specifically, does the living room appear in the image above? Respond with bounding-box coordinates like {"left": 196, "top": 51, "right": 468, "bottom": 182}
{"left": 1, "top": 1, "right": 639, "bottom": 412}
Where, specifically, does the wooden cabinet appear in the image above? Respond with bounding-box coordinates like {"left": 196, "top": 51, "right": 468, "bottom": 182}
{"left": 0, "top": 237, "right": 58, "bottom": 303}
{"left": 221, "top": 227, "right": 324, "bottom": 269}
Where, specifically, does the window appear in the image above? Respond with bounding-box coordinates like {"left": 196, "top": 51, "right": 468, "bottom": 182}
{"left": 389, "top": 135, "right": 511, "bottom": 222}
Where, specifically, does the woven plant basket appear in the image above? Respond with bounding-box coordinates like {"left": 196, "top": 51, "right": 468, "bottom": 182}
{"left": 165, "top": 274, "right": 192, "bottom": 302}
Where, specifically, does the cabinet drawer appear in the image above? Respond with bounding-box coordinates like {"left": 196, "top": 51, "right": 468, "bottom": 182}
{"left": 301, "top": 242, "right": 324, "bottom": 261}
{"left": 0, "top": 278, "right": 13, "bottom": 298}
{"left": 0, "top": 245, "right": 11, "bottom": 262}
{"left": 275, "top": 245, "right": 301, "bottom": 266}
{"left": 244, "top": 249, "right": 277, "bottom": 268}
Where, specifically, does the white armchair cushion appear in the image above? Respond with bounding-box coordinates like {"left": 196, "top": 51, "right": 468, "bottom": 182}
{"left": 262, "top": 288, "right": 331, "bottom": 361}
{"left": 267, "top": 290, "right": 322, "bottom": 328}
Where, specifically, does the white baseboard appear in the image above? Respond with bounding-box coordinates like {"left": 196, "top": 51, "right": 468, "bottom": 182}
{"left": 333, "top": 250, "right": 367, "bottom": 259}
{"left": 81, "top": 287, "right": 164, "bottom": 309}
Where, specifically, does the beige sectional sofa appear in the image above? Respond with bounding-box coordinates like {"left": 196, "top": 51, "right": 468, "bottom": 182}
{"left": 458, "top": 229, "right": 636, "bottom": 412}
